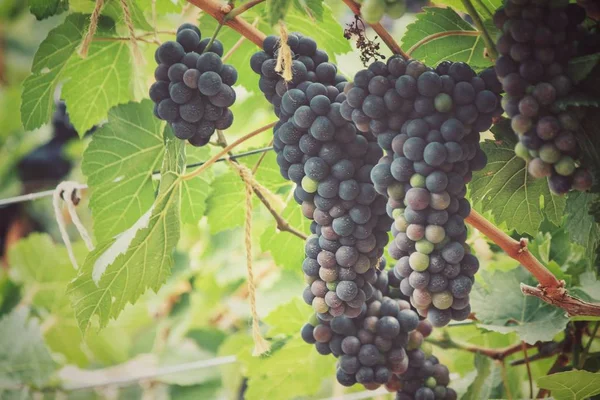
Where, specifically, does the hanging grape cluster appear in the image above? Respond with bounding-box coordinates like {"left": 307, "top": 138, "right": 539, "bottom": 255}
{"left": 341, "top": 56, "right": 503, "bottom": 327}
{"left": 357, "top": 0, "right": 407, "bottom": 24}
{"left": 251, "top": 34, "right": 392, "bottom": 317}
{"left": 150, "top": 23, "right": 237, "bottom": 147}
{"left": 394, "top": 351, "right": 456, "bottom": 400}
{"left": 493, "top": 0, "right": 593, "bottom": 194}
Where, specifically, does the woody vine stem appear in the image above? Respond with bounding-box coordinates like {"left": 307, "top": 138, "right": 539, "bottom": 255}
{"left": 185, "top": 0, "right": 600, "bottom": 318}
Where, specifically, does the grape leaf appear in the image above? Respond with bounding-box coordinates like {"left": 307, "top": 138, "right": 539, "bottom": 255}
{"left": 401, "top": 7, "right": 494, "bottom": 69}
{"left": 568, "top": 53, "right": 600, "bottom": 84}
{"left": 434, "top": 0, "right": 501, "bottom": 21}
{"left": 471, "top": 266, "right": 569, "bottom": 344}
{"left": 461, "top": 354, "right": 502, "bottom": 400}
{"left": 70, "top": 0, "right": 152, "bottom": 30}
{"left": 181, "top": 146, "right": 213, "bottom": 222}
{"left": 260, "top": 202, "right": 310, "bottom": 271}
{"left": 263, "top": 297, "right": 312, "bottom": 337}
{"left": 29, "top": 0, "right": 68, "bottom": 20}
{"left": 267, "top": 0, "right": 293, "bottom": 25}
{"left": 564, "top": 191, "right": 600, "bottom": 265}
{"left": 0, "top": 309, "right": 56, "bottom": 388}
{"left": 206, "top": 170, "right": 246, "bottom": 234}
{"left": 82, "top": 101, "right": 165, "bottom": 242}
{"left": 470, "top": 138, "right": 565, "bottom": 235}
{"left": 136, "top": 0, "right": 182, "bottom": 14}
{"left": 21, "top": 14, "right": 87, "bottom": 131}
{"left": 244, "top": 336, "right": 335, "bottom": 400}
{"left": 293, "top": 0, "right": 324, "bottom": 21}
{"left": 554, "top": 93, "right": 600, "bottom": 111}
{"left": 68, "top": 133, "right": 184, "bottom": 333}
{"left": 62, "top": 40, "right": 134, "bottom": 134}
{"left": 537, "top": 370, "right": 600, "bottom": 400}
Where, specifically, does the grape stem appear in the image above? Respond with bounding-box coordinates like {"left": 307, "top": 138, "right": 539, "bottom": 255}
{"left": 460, "top": 0, "right": 498, "bottom": 60}
{"left": 427, "top": 334, "right": 535, "bottom": 361}
{"left": 186, "top": 0, "right": 266, "bottom": 46}
{"left": 223, "top": 0, "right": 266, "bottom": 22}
{"left": 466, "top": 209, "right": 600, "bottom": 317}
{"left": 181, "top": 122, "right": 276, "bottom": 181}
{"left": 340, "top": 0, "right": 409, "bottom": 58}
{"left": 406, "top": 30, "right": 480, "bottom": 57}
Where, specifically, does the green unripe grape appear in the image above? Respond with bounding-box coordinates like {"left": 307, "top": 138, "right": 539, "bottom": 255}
{"left": 514, "top": 142, "right": 532, "bottom": 161}
{"left": 430, "top": 191, "right": 451, "bottom": 210}
{"left": 425, "top": 225, "right": 446, "bottom": 244}
{"left": 529, "top": 149, "right": 539, "bottom": 158}
{"left": 327, "top": 281, "right": 338, "bottom": 291}
{"left": 302, "top": 176, "right": 318, "bottom": 193}
{"left": 410, "top": 252, "right": 430, "bottom": 271}
{"left": 385, "top": 1, "right": 406, "bottom": 18}
{"left": 434, "top": 93, "right": 453, "bottom": 112}
{"left": 432, "top": 290, "right": 454, "bottom": 310}
{"left": 407, "top": 330, "right": 424, "bottom": 350}
{"left": 554, "top": 156, "right": 576, "bottom": 176}
{"left": 305, "top": 274, "right": 316, "bottom": 284}
{"left": 558, "top": 112, "right": 579, "bottom": 130}
{"left": 426, "top": 377, "right": 437, "bottom": 389}
{"left": 410, "top": 173, "right": 426, "bottom": 188}
{"left": 422, "top": 342, "right": 433, "bottom": 357}
{"left": 511, "top": 114, "right": 532, "bottom": 135}
{"left": 308, "top": 313, "right": 318, "bottom": 325}
{"left": 539, "top": 143, "right": 561, "bottom": 164}
{"left": 312, "top": 297, "right": 329, "bottom": 313}
{"left": 395, "top": 214, "right": 409, "bottom": 232}
{"left": 388, "top": 182, "right": 405, "bottom": 200}
{"left": 392, "top": 207, "right": 404, "bottom": 219}
{"left": 416, "top": 239, "right": 434, "bottom": 255}
{"left": 361, "top": 0, "right": 386, "bottom": 24}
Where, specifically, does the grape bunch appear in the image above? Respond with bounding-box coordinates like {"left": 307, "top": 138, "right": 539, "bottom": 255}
{"left": 251, "top": 34, "right": 393, "bottom": 317}
{"left": 394, "top": 352, "right": 457, "bottom": 400}
{"left": 150, "top": 23, "right": 237, "bottom": 147}
{"left": 493, "top": 0, "right": 593, "bottom": 194}
{"left": 357, "top": 0, "right": 407, "bottom": 24}
{"left": 341, "top": 57, "right": 503, "bottom": 327}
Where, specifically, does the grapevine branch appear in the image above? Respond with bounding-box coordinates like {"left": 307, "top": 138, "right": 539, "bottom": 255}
{"left": 427, "top": 335, "right": 534, "bottom": 361}
{"left": 466, "top": 210, "right": 600, "bottom": 317}
{"left": 340, "top": 0, "right": 408, "bottom": 58}
{"left": 460, "top": 0, "right": 498, "bottom": 60}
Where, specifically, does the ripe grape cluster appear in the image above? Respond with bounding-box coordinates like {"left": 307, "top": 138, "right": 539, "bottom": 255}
{"left": 341, "top": 56, "right": 503, "bottom": 327}
{"left": 150, "top": 23, "right": 237, "bottom": 147}
{"left": 493, "top": 0, "right": 593, "bottom": 194}
{"left": 357, "top": 0, "right": 407, "bottom": 24}
{"left": 251, "top": 34, "right": 392, "bottom": 317}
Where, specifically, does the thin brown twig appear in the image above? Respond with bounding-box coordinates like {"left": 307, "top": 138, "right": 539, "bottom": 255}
{"left": 407, "top": 30, "right": 480, "bottom": 56}
{"left": 427, "top": 336, "right": 534, "bottom": 361}
{"left": 460, "top": 0, "right": 498, "bottom": 60}
{"left": 223, "top": 18, "right": 259, "bottom": 63}
{"left": 252, "top": 138, "right": 274, "bottom": 174}
{"left": 522, "top": 341, "right": 533, "bottom": 399}
{"left": 93, "top": 36, "right": 158, "bottom": 44}
{"left": 187, "top": 0, "right": 266, "bottom": 47}
{"left": 537, "top": 354, "right": 569, "bottom": 398}
{"left": 579, "top": 321, "right": 600, "bottom": 369}
{"left": 182, "top": 122, "right": 277, "bottom": 180}
{"left": 500, "top": 361, "right": 513, "bottom": 400}
{"left": 224, "top": 0, "right": 265, "bottom": 21}
{"left": 340, "top": 0, "right": 408, "bottom": 58}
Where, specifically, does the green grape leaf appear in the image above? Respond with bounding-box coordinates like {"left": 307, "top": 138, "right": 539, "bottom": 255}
{"left": 8, "top": 234, "right": 86, "bottom": 311}
{"left": 470, "top": 139, "right": 565, "bottom": 235}
{"left": 564, "top": 191, "right": 600, "bottom": 265}
{"left": 70, "top": 0, "right": 152, "bottom": 30}
{"left": 537, "top": 370, "right": 600, "bottom": 400}
{"left": 293, "top": 0, "right": 324, "bottom": 21}
{"left": 169, "top": 381, "right": 222, "bottom": 400}
{"left": 136, "top": 0, "right": 182, "bottom": 14}
{"left": 181, "top": 146, "right": 213, "bottom": 222}
{"left": 206, "top": 170, "right": 246, "bottom": 234}
{"left": 29, "top": 0, "right": 68, "bottom": 20}
{"left": 62, "top": 40, "right": 134, "bottom": 134}
{"left": 264, "top": 297, "right": 312, "bottom": 337}
{"left": 244, "top": 336, "right": 335, "bottom": 400}
{"left": 433, "top": 0, "right": 500, "bottom": 21}
{"left": 260, "top": 202, "right": 310, "bottom": 271}
{"left": 267, "top": 0, "right": 293, "bottom": 25}
{"left": 68, "top": 133, "right": 184, "bottom": 333}
{"left": 554, "top": 93, "right": 600, "bottom": 111}
{"left": 462, "top": 354, "right": 502, "bottom": 400}
{"left": 471, "top": 266, "right": 569, "bottom": 344}
{"left": 82, "top": 101, "right": 165, "bottom": 242}
{"left": 21, "top": 14, "right": 87, "bottom": 131}
{"left": 401, "top": 7, "right": 494, "bottom": 69}
{"left": 568, "top": 53, "right": 600, "bottom": 84}
{"left": 0, "top": 309, "right": 56, "bottom": 387}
